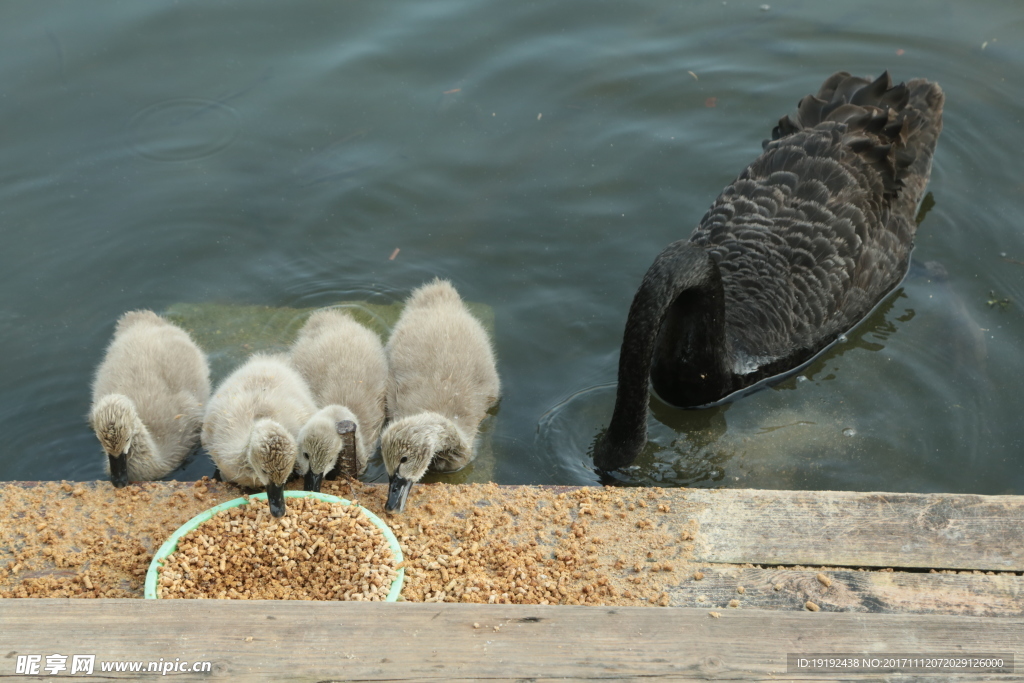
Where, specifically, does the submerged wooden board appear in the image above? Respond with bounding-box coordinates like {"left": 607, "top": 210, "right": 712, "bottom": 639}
{"left": 1, "top": 599, "right": 1019, "bottom": 681}
{"left": 686, "top": 489, "right": 1024, "bottom": 571}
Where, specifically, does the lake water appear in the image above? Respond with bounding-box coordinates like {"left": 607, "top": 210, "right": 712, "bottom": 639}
{"left": 2, "top": 1, "right": 1022, "bottom": 495}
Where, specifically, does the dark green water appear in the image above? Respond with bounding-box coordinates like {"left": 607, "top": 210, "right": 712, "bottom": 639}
{"left": 2, "top": 1, "right": 1022, "bottom": 494}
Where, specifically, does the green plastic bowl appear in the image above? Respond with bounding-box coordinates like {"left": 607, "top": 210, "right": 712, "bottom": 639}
{"left": 145, "top": 490, "right": 404, "bottom": 600}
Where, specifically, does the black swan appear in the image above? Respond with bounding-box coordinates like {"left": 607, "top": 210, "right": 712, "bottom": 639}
{"left": 593, "top": 71, "right": 945, "bottom": 471}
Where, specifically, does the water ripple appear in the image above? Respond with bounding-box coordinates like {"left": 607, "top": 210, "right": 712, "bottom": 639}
{"left": 128, "top": 99, "right": 239, "bottom": 162}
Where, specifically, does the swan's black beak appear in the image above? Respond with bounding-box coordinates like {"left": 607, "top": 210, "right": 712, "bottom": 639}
{"left": 108, "top": 453, "right": 129, "bottom": 488}
{"left": 304, "top": 470, "right": 324, "bottom": 493}
{"left": 266, "top": 483, "right": 287, "bottom": 517}
{"left": 385, "top": 474, "right": 413, "bottom": 513}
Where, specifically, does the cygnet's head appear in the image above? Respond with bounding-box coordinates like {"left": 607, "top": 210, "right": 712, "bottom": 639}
{"left": 90, "top": 394, "right": 138, "bottom": 488}
{"left": 380, "top": 413, "right": 450, "bottom": 513}
{"left": 247, "top": 418, "right": 298, "bottom": 517}
{"left": 297, "top": 406, "right": 359, "bottom": 493}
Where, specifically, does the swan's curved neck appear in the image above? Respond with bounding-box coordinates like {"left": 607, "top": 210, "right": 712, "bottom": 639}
{"left": 428, "top": 417, "right": 472, "bottom": 470}
{"left": 126, "top": 419, "right": 160, "bottom": 475}
{"left": 595, "top": 241, "right": 730, "bottom": 470}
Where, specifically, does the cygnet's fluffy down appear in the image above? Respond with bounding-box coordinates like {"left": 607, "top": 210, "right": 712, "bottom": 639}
{"left": 380, "top": 279, "right": 500, "bottom": 512}
{"left": 90, "top": 310, "right": 211, "bottom": 487}
{"left": 202, "top": 353, "right": 317, "bottom": 517}
{"left": 290, "top": 308, "right": 388, "bottom": 491}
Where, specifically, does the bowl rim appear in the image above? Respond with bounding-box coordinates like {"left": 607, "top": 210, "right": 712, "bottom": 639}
{"left": 144, "top": 490, "right": 404, "bottom": 601}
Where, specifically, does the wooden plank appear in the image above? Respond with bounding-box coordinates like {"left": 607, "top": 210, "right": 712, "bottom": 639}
{"left": 0, "top": 599, "right": 1020, "bottom": 681}
{"left": 5, "top": 482, "right": 1024, "bottom": 611}
{"left": 688, "top": 489, "right": 1024, "bottom": 571}
{"left": 8, "top": 482, "right": 1023, "bottom": 576}
{"left": 663, "top": 566, "right": 1024, "bottom": 617}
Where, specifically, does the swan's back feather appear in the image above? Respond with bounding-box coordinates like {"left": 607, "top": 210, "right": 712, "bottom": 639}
{"left": 691, "top": 71, "right": 944, "bottom": 377}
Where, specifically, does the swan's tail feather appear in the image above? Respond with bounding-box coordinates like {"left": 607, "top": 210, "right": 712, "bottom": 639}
{"left": 115, "top": 309, "right": 165, "bottom": 333}
{"left": 771, "top": 71, "right": 943, "bottom": 205}
{"left": 406, "top": 278, "right": 462, "bottom": 308}
{"left": 296, "top": 308, "right": 354, "bottom": 339}
{"left": 897, "top": 79, "right": 945, "bottom": 215}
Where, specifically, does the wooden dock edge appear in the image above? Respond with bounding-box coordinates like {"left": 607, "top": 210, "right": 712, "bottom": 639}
{"left": 1, "top": 599, "right": 1020, "bottom": 681}
{"left": 4, "top": 483, "right": 1024, "bottom": 618}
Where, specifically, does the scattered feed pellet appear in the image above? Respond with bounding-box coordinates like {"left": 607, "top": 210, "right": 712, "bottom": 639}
{"left": 0, "top": 480, "right": 699, "bottom": 607}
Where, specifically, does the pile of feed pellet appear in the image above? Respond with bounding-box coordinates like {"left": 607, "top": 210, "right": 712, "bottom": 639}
{"left": 0, "top": 479, "right": 703, "bottom": 606}
{"left": 157, "top": 497, "right": 399, "bottom": 600}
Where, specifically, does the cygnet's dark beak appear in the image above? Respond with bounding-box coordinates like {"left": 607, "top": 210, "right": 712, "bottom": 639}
{"left": 385, "top": 474, "right": 413, "bottom": 513}
{"left": 303, "top": 470, "right": 324, "bottom": 493}
{"left": 335, "top": 420, "right": 358, "bottom": 479}
{"left": 108, "top": 453, "right": 129, "bottom": 488}
{"left": 266, "top": 483, "right": 287, "bottom": 517}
